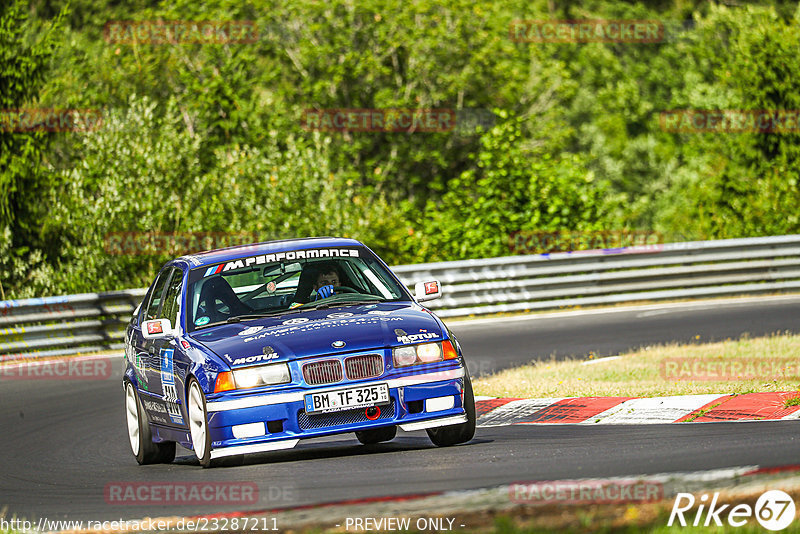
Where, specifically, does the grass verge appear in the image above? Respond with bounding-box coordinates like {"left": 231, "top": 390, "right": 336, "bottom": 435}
{"left": 473, "top": 333, "right": 800, "bottom": 398}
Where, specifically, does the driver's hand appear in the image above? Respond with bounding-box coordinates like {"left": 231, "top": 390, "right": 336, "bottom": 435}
{"left": 315, "top": 285, "right": 335, "bottom": 299}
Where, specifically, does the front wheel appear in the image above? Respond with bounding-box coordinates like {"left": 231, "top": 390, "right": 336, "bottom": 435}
{"left": 187, "top": 379, "right": 215, "bottom": 468}
{"left": 125, "top": 381, "right": 175, "bottom": 464}
{"left": 187, "top": 379, "right": 246, "bottom": 467}
{"left": 427, "top": 373, "right": 476, "bottom": 447}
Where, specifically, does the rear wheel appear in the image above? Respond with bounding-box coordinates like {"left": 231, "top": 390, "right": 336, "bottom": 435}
{"left": 427, "top": 373, "right": 476, "bottom": 447}
{"left": 355, "top": 425, "right": 397, "bottom": 445}
{"left": 125, "top": 381, "right": 176, "bottom": 464}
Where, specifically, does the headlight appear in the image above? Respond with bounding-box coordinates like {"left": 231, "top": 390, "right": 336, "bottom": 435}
{"left": 417, "top": 343, "right": 442, "bottom": 362}
{"left": 231, "top": 363, "right": 291, "bottom": 389}
{"left": 393, "top": 341, "right": 457, "bottom": 367}
{"left": 393, "top": 346, "right": 417, "bottom": 366}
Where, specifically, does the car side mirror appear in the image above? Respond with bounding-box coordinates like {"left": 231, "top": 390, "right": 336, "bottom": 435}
{"left": 142, "top": 318, "right": 175, "bottom": 339}
{"left": 414, "top": 280, "right": 442, "bottom": 302}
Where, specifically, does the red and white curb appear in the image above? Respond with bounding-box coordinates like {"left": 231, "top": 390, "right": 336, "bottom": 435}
{"left": 475, "top": 392, "right": 800, "bottom": 426}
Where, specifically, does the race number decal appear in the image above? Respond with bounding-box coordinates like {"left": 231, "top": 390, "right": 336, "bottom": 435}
{"left": 163, "top": 384, "right": 182, "bottom": 424}
{"left": 160, "top": 349, "right": 184, "bottom": 424}
{"left": 160, "top": 348, "right": 174, "bottom": 385}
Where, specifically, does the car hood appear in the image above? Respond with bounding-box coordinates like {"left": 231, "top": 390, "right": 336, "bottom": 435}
{"left": 188, "top": 302, "right": 445, "bottom": 368}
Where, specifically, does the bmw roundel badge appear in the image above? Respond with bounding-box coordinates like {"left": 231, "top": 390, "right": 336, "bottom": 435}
{"left": 332, "top": 340, "right": 346, "bottom": 349}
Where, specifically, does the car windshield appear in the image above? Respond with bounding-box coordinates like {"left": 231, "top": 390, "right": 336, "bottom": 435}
{"left": 185, "top": 246, "right": 409, "bottom": 331}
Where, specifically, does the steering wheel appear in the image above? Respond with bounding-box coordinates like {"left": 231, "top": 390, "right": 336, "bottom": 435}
{"left": 332, "top": 286, "right": 358, "bottom": 294}
{"left": 312, "top": 286, "right": 359, "bottom": 302}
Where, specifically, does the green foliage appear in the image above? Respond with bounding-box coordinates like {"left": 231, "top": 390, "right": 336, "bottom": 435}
{"left": 0, "top": 225, "right": 56, "bottom": 299}
{"left": 49, "top": 96, "right": 410, "bottom": 293}
{"left": 256, "top": 0, "right": 531, "bottom": 199}
{"left": 0, "top": 0, "right": 65, "bottom": 299}
{"left": 420, "top": 113, "right": 613, "bottom": 260}
{"left": 3, "top": 0, "right": 800, "bottom": 298}
{"left": 654, "top": 4, "right": 800, "bottom": 239}
{"left": 0, "top": 0, "right": 65, "bottom": 225}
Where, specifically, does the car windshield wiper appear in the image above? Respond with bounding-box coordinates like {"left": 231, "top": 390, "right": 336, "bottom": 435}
{"left": 194, "top": 299, "right": 388, "bottom": 329}
{"left": 193, "top": 320, "right": 229, "bottom": 330}
{"left": 192, "top": 309, "right": 302, "bottom": 330}
{"left": 304, "top": 297, "right": 385, "bottom": 310}
{"left": 229, "top": 309, "right": 304, "bottom": 321}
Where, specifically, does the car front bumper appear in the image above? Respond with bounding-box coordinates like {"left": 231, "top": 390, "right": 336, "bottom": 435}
{"left": 204, "top": 366, "right": 467, "bottom": 459}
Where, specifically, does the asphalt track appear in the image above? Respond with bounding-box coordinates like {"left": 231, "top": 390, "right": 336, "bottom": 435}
{"left": 2, "top": 295, "right": 800, "bottom": 522}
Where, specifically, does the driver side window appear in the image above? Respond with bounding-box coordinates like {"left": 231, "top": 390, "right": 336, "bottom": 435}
{"left": 160, "top": 269, "right": 184, "bottom": 327}
{"left": 144, "top": 268, "right": 171, "bottom": 321}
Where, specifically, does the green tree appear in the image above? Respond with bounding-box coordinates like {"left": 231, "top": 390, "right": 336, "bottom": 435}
{"left": 419, "top": 113, "right": 614, "bottom": 261}
{"left": 655, "top": 4, "right": 800, "bottom": 239}
{"left": 0, "top": 0, "right": 65, "bottom": 299}
{"left": 50, "top": 96, "right": 412, "bottom": 294}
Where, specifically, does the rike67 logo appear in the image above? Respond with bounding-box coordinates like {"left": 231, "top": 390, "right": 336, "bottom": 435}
{"left": 669, "top": 490, "right": 796, "bottom": 531}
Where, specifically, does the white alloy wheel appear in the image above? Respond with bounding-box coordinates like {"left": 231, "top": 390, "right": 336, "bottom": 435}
{"left": 124, "top": 380, "right": 176, "bottom": 464}
{"left": 125, "top": 382, "right": 140, "bottom": 456}
{"left": 188, "top": 380, "right": 209, "bottom": 463}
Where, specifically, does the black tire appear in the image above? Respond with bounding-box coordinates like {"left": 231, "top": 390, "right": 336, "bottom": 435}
{"left": 355, "top": 425, "right": 397, "bottom": 445}
{"left": 125, "top": 381, "right": 176, "bottom": 465}
{"left": 426, "top": 372, "right": 476, "bottom": 447}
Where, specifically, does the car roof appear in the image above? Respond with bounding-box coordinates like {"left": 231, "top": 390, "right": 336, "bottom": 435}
{"left": 177, "top": 236, "right": 365, "bottom": 269}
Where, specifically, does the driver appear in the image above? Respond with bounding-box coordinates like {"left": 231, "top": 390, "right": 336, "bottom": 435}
{"left": 289, "top": 261, "right": 346, "bottom": 308}
{"left": 313, "top": 264, "right": 340, "bottom": 300}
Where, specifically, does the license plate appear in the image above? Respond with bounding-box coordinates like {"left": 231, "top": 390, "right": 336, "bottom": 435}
{"left": 304, "top": 383, "right": 390, "bottom": 414}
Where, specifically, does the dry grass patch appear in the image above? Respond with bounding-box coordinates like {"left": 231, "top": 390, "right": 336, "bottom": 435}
{"left": 473, "top": 333, "right": 800, "bottom": 398}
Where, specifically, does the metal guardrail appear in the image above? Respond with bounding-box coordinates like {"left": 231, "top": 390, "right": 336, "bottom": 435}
{"left": 0, "top": 290, "right": 146, "bottom": 361}
{"left": 4, "top": 235, "right": 800, "bottom": 360}
{"left": 392, "top": 234, "right": 800, "bottom": 317}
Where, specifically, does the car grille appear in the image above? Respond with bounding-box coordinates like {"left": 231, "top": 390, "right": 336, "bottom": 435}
{"left": 297, "top": 399, "right": 396, "bottom": 430}
{"left": 345, "top": 354, "right": 384, "bottom": 380}
{"left": 303, "top": 359, "right": 343, "bottom": 385}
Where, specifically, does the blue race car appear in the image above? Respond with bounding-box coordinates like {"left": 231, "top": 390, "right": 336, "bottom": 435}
{"left": 123, "top": 237, "right": 475, "bottom": 467}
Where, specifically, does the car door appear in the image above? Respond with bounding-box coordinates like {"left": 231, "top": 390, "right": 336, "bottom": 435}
{"left": 130, "top": 267, "right": 171, "bottom": 399}
{"left": 152, "top": 267, "right": 187, "bottom": 426}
